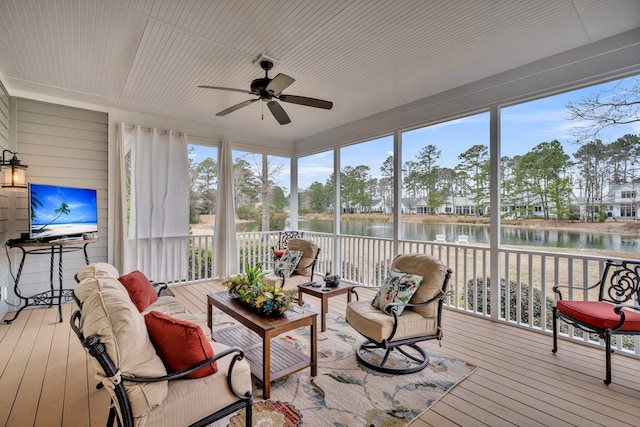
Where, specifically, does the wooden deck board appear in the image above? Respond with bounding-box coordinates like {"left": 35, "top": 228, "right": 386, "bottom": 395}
{"left": 1, "top": 309, "right": 45, "bottom": 426}
{"left": 1, "top": 280, "right": 640, "bottom": 426}
{"left": 34, "top": 304, "right": 71, "bottom": 427}
{"left": 440, "top": 315, "right": 640, "bottom": 423}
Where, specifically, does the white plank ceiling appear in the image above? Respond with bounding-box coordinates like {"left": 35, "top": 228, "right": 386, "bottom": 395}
{"left": 0, "top": 0, "right": 639, "bottom": 143}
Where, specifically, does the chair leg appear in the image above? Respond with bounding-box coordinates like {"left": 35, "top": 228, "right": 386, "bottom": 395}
{"left": 245, "top": 399, "right": 253, "bottom": 427}
{"left": 552, "top": 307, "right": 558, "bottom": 354}
{"left": 355, "top": 340, "right": 429, "bottom": 374}
{"left": 378, "top": 348, "right": 393, "bottom": 367}
{"left": 604, "top": 331, "right": 612, "bottom": 385}
{"left": 106, "top": 406, "right": 117, "bottom": 427}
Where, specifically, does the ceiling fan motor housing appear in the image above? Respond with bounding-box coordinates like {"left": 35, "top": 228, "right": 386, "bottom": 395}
{"left": 250, "top": 78, "right": 272, "bottom": 98}
{"left": 250, "top": 60, "right": 275, "bottom": 98}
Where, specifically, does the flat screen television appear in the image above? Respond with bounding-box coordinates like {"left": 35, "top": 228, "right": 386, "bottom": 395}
{"left": 29, "top": 183, "right": 98, "bottom": 241}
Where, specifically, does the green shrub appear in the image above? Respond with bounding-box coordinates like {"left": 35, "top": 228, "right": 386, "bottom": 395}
{"left": 188, "top": 247, "right": 212, "bottom": 279}
{"left": 237, "top": 205, "right": 257, "bottom": 220}
{"left": 373, "top": 258, "right": 392, "bottom": 285}
{"left": 239, "top": 242, "right": 270, "bottom": 269}
{"left": 466, "top": 277, "right": 555, "bottom": 328}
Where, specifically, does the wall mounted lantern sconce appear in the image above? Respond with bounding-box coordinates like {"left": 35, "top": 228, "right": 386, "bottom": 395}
{"left": 1, "top": 149, "right": 28, "bottom": 191}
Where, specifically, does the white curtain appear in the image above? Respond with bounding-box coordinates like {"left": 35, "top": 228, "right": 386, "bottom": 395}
{"left": 213, "top": 139, "right": 238, "bottom": 277}
{"left": 113, "top": 122, "right": 128, "bottom": 273}
{"left": 121, "top": 125, "right": 189, "bottom": 282}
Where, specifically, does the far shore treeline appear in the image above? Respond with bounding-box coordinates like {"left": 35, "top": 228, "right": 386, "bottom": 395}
{"left": 188, "top": 133, "right": 639, "bottom": 229}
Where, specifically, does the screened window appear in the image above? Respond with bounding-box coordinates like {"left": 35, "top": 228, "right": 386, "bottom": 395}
{"left": 298, "top": 150, "right": 334, "bottom": 232}
{"left": 401, "top": 112, "right": 490, "bottom": 242}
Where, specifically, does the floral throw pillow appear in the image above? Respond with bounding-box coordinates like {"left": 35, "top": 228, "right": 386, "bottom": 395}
{"left": 274, "top": 250, "right": 303, "bottom": 278}
{"left": 371, "top": 268, "right": 423, "bottom": 315}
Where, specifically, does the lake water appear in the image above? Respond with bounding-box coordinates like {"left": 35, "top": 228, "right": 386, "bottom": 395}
{"left": 237, "top": 218, "right": 639, "bottom": 252}
{"left": 287, "top": 218, "right": 640, "bottom": 253}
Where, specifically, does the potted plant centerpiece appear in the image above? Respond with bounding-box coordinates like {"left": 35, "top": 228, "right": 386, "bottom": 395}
{"left": 223, "top": 264, "right": 296, "bottom": 317}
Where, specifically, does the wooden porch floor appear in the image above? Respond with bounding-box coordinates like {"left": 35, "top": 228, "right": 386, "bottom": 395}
{"left": 2, "top": 280, "right": 640, "bottom": 426}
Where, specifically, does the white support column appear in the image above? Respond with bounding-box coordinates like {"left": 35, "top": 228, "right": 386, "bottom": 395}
{"left": 489, "top": 104, "right": 501, "bottom": 321}
{"left": 393, "top": 129, "right": 403, "bottom": 257}
{"left": 333, "top": 148, "right": 341, "bottom": 274}
{"left": 290, "top": 156, "right": 299, "bottom": 228}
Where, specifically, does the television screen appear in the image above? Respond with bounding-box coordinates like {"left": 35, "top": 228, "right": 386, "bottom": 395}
{"left": 29, "top": 183, "right": 98, "bottom": 240}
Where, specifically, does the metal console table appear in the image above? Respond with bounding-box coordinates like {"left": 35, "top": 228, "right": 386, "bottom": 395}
{"left": 4, "top": 238, "right": 97, "bottom": 324}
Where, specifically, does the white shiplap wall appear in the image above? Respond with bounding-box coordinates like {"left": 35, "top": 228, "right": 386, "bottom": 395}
{"left": 0, "top": 82, "right": 10, "bottom": 319}
{"left": 3, "top": 99, "right": 108, "bottom": 312}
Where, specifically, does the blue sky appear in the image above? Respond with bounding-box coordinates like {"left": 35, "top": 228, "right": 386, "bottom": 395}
{"left": 190, "top": 75, "right": 640, "bottom": 192}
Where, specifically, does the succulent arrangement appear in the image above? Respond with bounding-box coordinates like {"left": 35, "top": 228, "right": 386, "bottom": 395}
{"left": 223, "top": 264, "right": 296, "bottom": 316}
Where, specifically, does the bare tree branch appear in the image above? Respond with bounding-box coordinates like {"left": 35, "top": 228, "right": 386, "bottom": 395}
{"left": 565, "top": 77, "right": 640, "bottom": 141}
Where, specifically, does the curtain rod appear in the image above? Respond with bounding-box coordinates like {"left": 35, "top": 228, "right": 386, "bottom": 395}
{"left": 122, "top": 123, "right": 224, "bottom": 145}
{"left": 122, "top": 124, "right": 183, "bottom": 137}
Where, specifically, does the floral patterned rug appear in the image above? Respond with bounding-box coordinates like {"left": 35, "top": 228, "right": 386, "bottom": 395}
{"left": 210, "top": 310, "right": 476, "bottom": 427}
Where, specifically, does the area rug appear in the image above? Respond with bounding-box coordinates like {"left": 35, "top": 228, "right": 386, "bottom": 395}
{"left": 209, "top": 310, "right": 476, "bottom": 427}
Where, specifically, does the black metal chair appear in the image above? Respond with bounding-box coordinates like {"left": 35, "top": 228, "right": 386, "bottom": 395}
{"left": 70, "top": 290, "right": 253, "bottom": 427}
{"left": 552, "top": 259, "right": 640, "bottom": 384}
{"left": 265, "top": 238, "right": 320, "bottom": 291}
{"left": 271, "top": 231, "right": 305, "bottom": 261}
{"left": 345, "top": 253, "right": 452, "bottom": 374}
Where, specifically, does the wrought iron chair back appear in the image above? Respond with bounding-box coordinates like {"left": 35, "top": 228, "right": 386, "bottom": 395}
{"left": 596, "top": 260, "right": 640, "bottom": 304}
{"left": 272, "top": 230, "right": 305, "bottom": 260}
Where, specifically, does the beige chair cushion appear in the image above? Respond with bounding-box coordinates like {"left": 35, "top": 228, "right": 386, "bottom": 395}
{"left": 74, "top": 276, "right": 129, "bottom": 303}
{"left": 137, "top": 341, "right": 253, "bottom": 427}
{"left": 392, "top": 253, "right": 447, "bottom": 318}
{"left": 287, "top": 238, "right": 318, "bottom": 278}
{"left": 80, "top": 288, "right": 168, "bottom": 418}
{"left": 143, "top": 296, "right": 188, "bottom": 317}
{"left": 345, "top": 300, "right": 438, "bottom": 343}
{"left": 76, "top": 262, "right": 120, "bottom": 281}
{"left": 264, "top": 273, "right": 318, "bottom": 292}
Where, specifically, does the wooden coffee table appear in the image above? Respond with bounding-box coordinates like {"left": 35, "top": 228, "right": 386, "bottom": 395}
{"left": 298, "top": 282, "right": 352, "bottom": 332}
{"left": 207, "top": 291, "right": 317, "bottom": 399}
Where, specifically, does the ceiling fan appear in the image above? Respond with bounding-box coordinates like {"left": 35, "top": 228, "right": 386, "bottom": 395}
{"left": 198, "top": 60, "right": 333, "bottom": 125}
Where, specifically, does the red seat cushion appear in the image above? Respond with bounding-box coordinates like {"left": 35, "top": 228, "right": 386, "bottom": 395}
{"left": 144, "top": 311, "right": 218, "bottom": 378}
{"left": 118, "top": 270, "right": 158, "bottom": 312}
{"left": 557, "top": 300, "right": 640, "bottom": 331}
{"left": 274, "top": 249, "right": 286, "bottom": 258}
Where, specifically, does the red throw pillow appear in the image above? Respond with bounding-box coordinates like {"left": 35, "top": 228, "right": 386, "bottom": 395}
{"left": 144, "top": 311, "right": 218, "bottom": 379}
{"left": 118, "top": 270, "right": 158, "bottom": 312}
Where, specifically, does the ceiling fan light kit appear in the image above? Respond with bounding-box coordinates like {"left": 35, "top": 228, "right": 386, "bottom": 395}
{"left": 198, "top": 59, "right": 333, "bottom": 125}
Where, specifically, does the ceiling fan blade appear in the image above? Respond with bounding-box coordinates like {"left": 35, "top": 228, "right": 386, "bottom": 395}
{"left": 216, "top": 98, "right": 259, "bottom": 116}
{"left": 198, "top": 85, "right": 253, "bottom": 95}
{"left": 279, "top": 94, "right": 333, "bottom": 110}
{"left": 267, "top": 100, "right": 291, "bottom": 125}
{"left": 266, "top": 73, "right": 295, "bottom": 96}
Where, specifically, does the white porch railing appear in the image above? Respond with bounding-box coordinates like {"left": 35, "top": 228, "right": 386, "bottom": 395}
{"left": 185, "top": 231, "right": 640, "bottom": 360}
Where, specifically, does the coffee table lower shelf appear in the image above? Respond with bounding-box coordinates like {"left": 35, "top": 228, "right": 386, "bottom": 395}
{"left": 212, "top": 324, "right": 310, "bottom": 383}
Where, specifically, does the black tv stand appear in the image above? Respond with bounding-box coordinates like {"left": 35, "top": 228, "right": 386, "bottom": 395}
{"left": 4, "top": 238, "right": 97, "bottom": 324}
